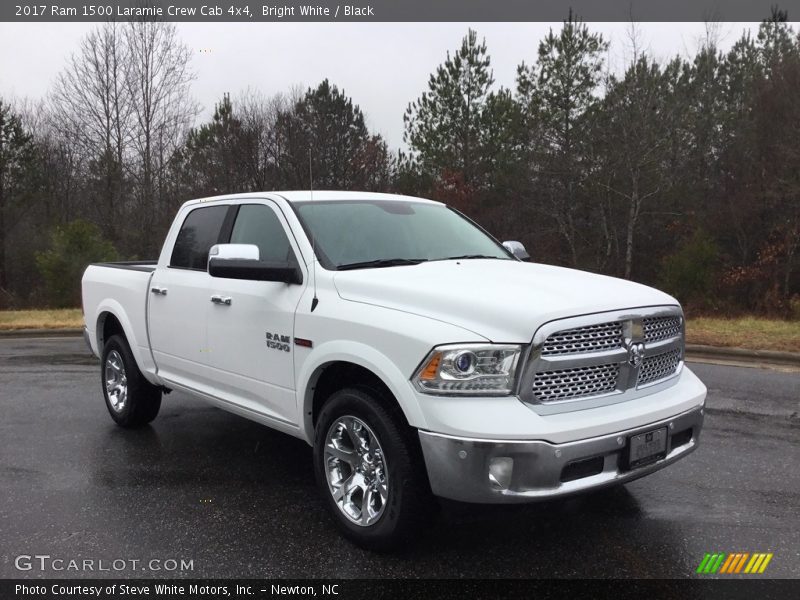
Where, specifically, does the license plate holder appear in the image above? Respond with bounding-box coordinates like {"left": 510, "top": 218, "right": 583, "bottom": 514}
{"left": 627, "top": 427, "right": 668, "bottom": 469}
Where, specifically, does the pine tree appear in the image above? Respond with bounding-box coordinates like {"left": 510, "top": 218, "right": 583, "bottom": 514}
{"left": 0, "top": 100, "right": 38, "bottom": 291}
{"left": 403, "top": 29, "right": 496, "bottom": 188}
{"left": 595, "top": 56, "right": 683, "bottom": 279}
{"left": 275, "top": 80, "right": 392, "bottom": 190}
{"left": 516, "top": 12, "right": 608, "bottom": 266}
{"left": 183, "top": 94, "right": 247, "bottom": 196}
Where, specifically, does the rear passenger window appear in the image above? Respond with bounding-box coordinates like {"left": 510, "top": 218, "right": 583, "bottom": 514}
{"left": 230, "top": 205, "right": 294, "bottom": 262}
{"left": 170, "top": 206, "right": 229, "bottom": 270}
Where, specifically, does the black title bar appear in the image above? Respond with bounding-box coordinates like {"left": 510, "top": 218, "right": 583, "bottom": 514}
{"left": 2, "top": 0, "right": 800, "bottom": 22}
{"left": 3, "top": 579, "right": 800, "bottom": 600}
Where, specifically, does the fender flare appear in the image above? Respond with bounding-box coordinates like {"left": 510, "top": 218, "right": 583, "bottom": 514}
{"left": 94, "top": 300, "right": 159, "bottom": 385}
{"left": 296, "top": 340, "right": 427, "bottom": 444}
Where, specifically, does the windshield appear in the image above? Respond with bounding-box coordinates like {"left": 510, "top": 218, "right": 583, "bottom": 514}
{"left": 293, "top": 200, "right": 511, "bottom": 270}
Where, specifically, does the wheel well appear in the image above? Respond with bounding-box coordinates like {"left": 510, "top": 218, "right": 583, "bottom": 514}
{"left": 310, "top": 361, "right": 402, "bottom": 428}
{"left": 98, "top": 312, "right": 125, "bottom": 349}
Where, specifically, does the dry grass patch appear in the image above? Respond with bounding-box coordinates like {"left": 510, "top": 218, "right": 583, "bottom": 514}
{"left": 686, "top": 317, "right": 800, "bottom": 353}
{"left": 0, "top": 309, "right": 83, "bottom": 331}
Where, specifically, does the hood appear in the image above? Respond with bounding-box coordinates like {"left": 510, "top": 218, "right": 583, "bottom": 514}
{"left": 333, "top": 259, "right": 678, "bottom": 342}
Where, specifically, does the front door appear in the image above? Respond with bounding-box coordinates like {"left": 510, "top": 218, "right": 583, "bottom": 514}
{"left": 205, "top": 202, "right": 307, "bottom": 424}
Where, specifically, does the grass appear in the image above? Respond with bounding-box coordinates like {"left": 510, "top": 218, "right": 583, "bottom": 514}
{"left": 686, "top": 316, "right": 800, "bottom": 353}
{"left": 0, "top": 309, "right": 797, "bottom": 353}
{"left": 0, "top": 309, "right": 83, "bottom": 331}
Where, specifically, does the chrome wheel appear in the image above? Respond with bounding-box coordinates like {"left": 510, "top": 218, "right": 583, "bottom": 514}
{"left": 324, "top": 415, "right": 389, "bottom": 527}
{"left": 104, "top": 350, "right": 128, "bottom": 413}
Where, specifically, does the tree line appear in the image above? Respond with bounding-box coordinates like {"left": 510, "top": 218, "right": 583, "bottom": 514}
{"left": 0, "top": 14, "right": 798, "bottom": 314}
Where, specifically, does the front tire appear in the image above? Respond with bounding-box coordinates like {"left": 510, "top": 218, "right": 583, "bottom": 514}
{"left": 313, "top": 387, "right": 434, "bottom": 551}
{"left": 101, "top": 334, "right": 161, "bottom": 428}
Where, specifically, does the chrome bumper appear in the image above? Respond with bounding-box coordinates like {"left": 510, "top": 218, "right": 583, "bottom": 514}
{"left": 418, "top": 406, "right": 703, "bottom": 503}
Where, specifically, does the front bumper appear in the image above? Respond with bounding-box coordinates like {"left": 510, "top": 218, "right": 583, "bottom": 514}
{"left": 418, "top": 405, "right": 703, "bottom": 503}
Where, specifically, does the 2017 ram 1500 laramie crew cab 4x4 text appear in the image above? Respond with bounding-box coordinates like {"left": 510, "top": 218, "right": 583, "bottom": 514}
{"left": 82, "top": 191, "right": 706, "bottom": 549}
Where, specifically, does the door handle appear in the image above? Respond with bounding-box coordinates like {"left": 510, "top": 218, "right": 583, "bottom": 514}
{"left": 210, "top": 295, "right": 232, "bottom": 306}
{"left": 150, "top": 287, "right": 168, "bottom": 296}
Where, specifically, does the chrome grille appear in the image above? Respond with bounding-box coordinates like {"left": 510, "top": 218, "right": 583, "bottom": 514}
{"left": 532, "top": 363, "right": 620, "bottom": 403}
{"left": 638, "top": 348, "right": 682, "bottom": 386}
{"left": 643, "top": 316, "right": 681, "bottom": 343}
{"left": 541, "top": 321, "right": 623, "bottom": 356}
{"left": 521, "top": 307, "right": 684, "bottom": 413}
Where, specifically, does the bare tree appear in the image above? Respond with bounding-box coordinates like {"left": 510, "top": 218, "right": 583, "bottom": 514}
{"left": 235, "top": 88, "right": 297, "bottom": 190}
{"left": 15, "top": 97, "right": 81, "bottom": 226}
{"left": 124, "top": 19, "right": 197, "bottom": 249}
{"left": 50, "top": 22, "right": 130, "bottom": 239}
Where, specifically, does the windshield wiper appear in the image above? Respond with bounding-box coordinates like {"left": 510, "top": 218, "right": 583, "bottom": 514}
{"left": 336, "top": 258, "right": 427, "bottom": 271}
{"left": 434, "top": 254, "right": 506, "bottom": 261}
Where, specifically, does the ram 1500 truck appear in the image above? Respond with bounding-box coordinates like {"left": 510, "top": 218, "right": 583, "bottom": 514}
{"left": 82, "top": 191, "right": 706, "bottom": 549}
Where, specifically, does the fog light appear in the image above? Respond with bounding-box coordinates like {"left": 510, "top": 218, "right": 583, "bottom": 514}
{"left": 488, "top": 457, "right": 514, "bottom": 490}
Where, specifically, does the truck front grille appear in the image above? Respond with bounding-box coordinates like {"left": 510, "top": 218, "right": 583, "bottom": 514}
{"left": 637, "top": 348, "right": 682, "bottom": 386}
{"left": 541, "top": 321, "right": 623, "bottom": 356}
{"left": 521, "top": 307, "right": 684, "bottom": 412}
{"left": 532, "top": 363, "right": 619, "bottom": 403}
{"left": 643, "top": 316, "right": 681, "bottom": 343}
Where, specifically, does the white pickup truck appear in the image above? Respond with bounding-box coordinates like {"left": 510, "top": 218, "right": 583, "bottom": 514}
{"left": 82, "top": 191, "right": 706, "bottom": 549}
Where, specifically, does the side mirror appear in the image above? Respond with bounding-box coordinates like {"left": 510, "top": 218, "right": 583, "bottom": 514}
{"left": 208, "top": 244, "right": 303, "bottom": 284}
{"left": 210, "top": 243, "right": 260, "bottom": 261}
{"left": 503, "top": 240, "right": 530, "bottom": 261}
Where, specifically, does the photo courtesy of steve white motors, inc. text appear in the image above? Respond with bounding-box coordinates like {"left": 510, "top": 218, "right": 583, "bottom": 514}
{"left": 14, "top": 583, "right": 338, "bottom": 597}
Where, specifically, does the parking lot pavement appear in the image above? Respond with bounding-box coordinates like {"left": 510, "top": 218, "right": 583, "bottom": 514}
{"left": 1, "top": 337, "right": 798, "bottom": 578}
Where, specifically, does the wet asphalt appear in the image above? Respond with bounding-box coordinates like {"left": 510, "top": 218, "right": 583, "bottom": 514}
{"left": 0, "top": 336, "right": 798, "bottom": 579}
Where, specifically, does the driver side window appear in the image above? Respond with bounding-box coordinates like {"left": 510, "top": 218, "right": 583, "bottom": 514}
{"left": 230, "top": 204, "right": 294, "bottom": 262}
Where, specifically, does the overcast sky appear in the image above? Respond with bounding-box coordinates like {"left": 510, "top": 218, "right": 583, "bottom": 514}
{"left": 0, "top": 22, "right": 770, "bottom": 149}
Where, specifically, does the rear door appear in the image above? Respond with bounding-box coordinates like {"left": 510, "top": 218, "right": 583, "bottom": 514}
{"left": 204, "top": 201, "right": 307, "bottom": 424}
{"left": 148, "top": 203, "right": 233, "bottom": 390}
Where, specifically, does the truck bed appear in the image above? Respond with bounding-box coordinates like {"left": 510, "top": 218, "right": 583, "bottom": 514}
{"left": 91, "top": 261, "right": 157, "bottom": 273}
{"left": 81, "top": 262, "right": 159, "bottom": 374}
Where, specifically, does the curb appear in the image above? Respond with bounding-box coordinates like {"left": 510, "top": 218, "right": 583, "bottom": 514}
{"left": 2, "top": 329, "right": 798, "bottom": 368}
{"left": 685, "top": 344, "right": 800, "bottom": 368}
{"left": 0, "top": 328, "right": 83, "bottom": 338}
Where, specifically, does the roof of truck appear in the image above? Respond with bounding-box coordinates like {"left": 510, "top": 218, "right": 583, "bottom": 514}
{"left": 187, "top": 191, "right": 442, "bottom": 206}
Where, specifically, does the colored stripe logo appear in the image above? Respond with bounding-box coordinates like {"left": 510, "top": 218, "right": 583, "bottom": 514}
{"left": 696, "top": 552, "right": 773, "bottom": 574}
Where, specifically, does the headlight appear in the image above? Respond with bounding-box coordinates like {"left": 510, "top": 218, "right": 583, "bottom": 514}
{"left": 412, "top": 344, "right": 522, "bottom": 395}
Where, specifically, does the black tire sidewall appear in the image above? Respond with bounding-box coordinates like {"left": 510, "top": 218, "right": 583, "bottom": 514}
{"left": 313, "top": 387, "right": 428, "bottom": 549}
{"left": 101, "top": 334, "right": 160, "bottom": 427}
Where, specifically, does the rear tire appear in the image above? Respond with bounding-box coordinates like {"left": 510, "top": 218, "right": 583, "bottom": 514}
{"left": 101, "top": 334, "right": 161, "bottom": 428}
{"left": 313, "top": 386, "right": 434, "bottom": 551}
